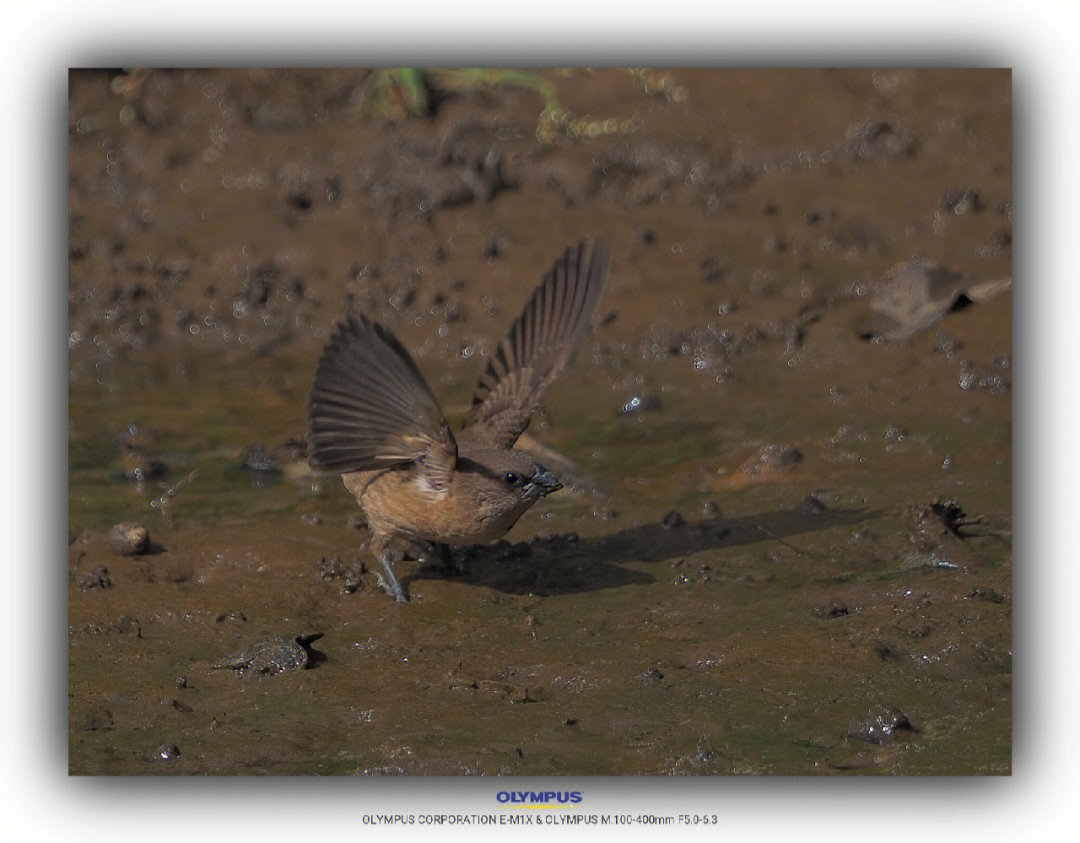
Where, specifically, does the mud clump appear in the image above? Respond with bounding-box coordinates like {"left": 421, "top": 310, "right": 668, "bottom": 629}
{"left": 239, "top": 443, "right": 281, "bottom": 474}
{"left": 741, "top": 444, "right": 803, "bottom": 478}
{"left": 447, "top": 668, "right": 534, "bottom": 703}
{"left": 812, "top": 599, "right": 849, "bottom": 619}
{"left": 905, "top": 497, "right": 980, "bottom": 551}
{"left": 115, "top": 615, "right": 142, "bottom": 637}
{"left": 968, "top": 585, "right": 1007, "bottom": 603}
{"left": 846, "top": 707, "right": 918, "bottom": 744}
{"left": 77, "top": 566, "right": 112, "bottom": 590}
{"left": 316, "top": 555, "right": 365, "bottom": 594}
{"left": 213, "top": 632, "right": 325, "bottom": 676}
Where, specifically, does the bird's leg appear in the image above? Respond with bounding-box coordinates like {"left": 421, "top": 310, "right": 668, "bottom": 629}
{"left": 377, "top": 556, "right": 408, "bottom": 603}
{"left": 371, "top": 535, "right": 408, "bottom": 603}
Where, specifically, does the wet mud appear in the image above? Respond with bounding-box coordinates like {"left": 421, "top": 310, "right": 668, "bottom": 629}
{"left": 68, "top": 69, "right": 1011, "bottom": 774}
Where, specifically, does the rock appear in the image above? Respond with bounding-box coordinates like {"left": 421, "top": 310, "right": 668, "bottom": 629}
{"left": 109, "top": 522, "right": 150, "bottom": 556}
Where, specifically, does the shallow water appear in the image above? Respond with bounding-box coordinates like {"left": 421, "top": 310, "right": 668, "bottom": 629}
{"left": 69, "top": 68, "right": 1010, "bottom": 774}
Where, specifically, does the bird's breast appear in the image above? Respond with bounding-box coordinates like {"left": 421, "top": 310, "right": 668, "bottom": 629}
{"left": 342, "top": 467, "right": 534, "bottom": 545}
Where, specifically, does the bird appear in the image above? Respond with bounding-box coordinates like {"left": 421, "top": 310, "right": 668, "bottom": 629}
{"left": 307, "top": 239, "right": 610, "bottom": 602}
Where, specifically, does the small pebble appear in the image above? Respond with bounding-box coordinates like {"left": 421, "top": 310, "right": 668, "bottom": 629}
{"left": 156, "top": 743, "right": 180, "bottom": 761}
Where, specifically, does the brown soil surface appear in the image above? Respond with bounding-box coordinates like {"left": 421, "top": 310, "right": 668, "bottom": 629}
{"left": 69, "top": 68, "right": 1011, "bottom": 774}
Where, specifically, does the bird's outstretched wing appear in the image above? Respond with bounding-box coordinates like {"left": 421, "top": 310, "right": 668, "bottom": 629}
{"left": 307, "top": 316, "right": 458, "bottom": 491}
{"left": 463, "top": 239, "right": 609, "bottom": 449}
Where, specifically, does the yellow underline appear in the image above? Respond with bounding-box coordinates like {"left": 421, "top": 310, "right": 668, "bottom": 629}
{"left": 509, "top": 805, "right": 570, "bottom": 810}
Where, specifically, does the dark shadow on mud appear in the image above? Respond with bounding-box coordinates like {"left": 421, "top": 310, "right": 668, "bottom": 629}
{"left": 418, "top": 500, "right": 879, "bottom": 597}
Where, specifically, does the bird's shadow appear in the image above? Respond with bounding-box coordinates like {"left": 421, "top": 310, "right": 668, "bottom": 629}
{"left": 413, "top": 499, "right": 878, "bottom": 597}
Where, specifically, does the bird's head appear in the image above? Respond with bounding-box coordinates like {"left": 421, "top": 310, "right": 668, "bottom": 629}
{"left": 453, "top": 445, "right": 563, "bottom": 538}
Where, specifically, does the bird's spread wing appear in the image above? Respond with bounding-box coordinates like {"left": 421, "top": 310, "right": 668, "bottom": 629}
{"left": 307, "top": 316, "right": 457, "bottom": 490}
{"left": 463, "top": 239, "right": 609, "bottom": 449}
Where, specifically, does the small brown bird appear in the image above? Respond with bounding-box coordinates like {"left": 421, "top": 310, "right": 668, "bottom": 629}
{"left": 308, "top": 240, "right": 610, "bottom": 601}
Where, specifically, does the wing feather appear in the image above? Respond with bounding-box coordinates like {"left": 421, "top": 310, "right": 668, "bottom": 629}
{"left": 307, "top": 316, "right": 457, "bottom": 490}
{"left": 463, "top": 239, "right": 609, "bottom": 448}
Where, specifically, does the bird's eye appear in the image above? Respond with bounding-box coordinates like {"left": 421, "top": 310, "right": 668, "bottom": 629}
{"left": 502, "top": 471, "right": 521, "bottom": 486}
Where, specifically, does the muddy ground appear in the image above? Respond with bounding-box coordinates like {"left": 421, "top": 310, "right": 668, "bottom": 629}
{"left": 68, "top": 68, "right": 1011, "bottom": 775}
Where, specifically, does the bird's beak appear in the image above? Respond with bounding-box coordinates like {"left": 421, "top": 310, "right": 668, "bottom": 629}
{"left": 525, "top": 467, "right": 562, "bottom": 498}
